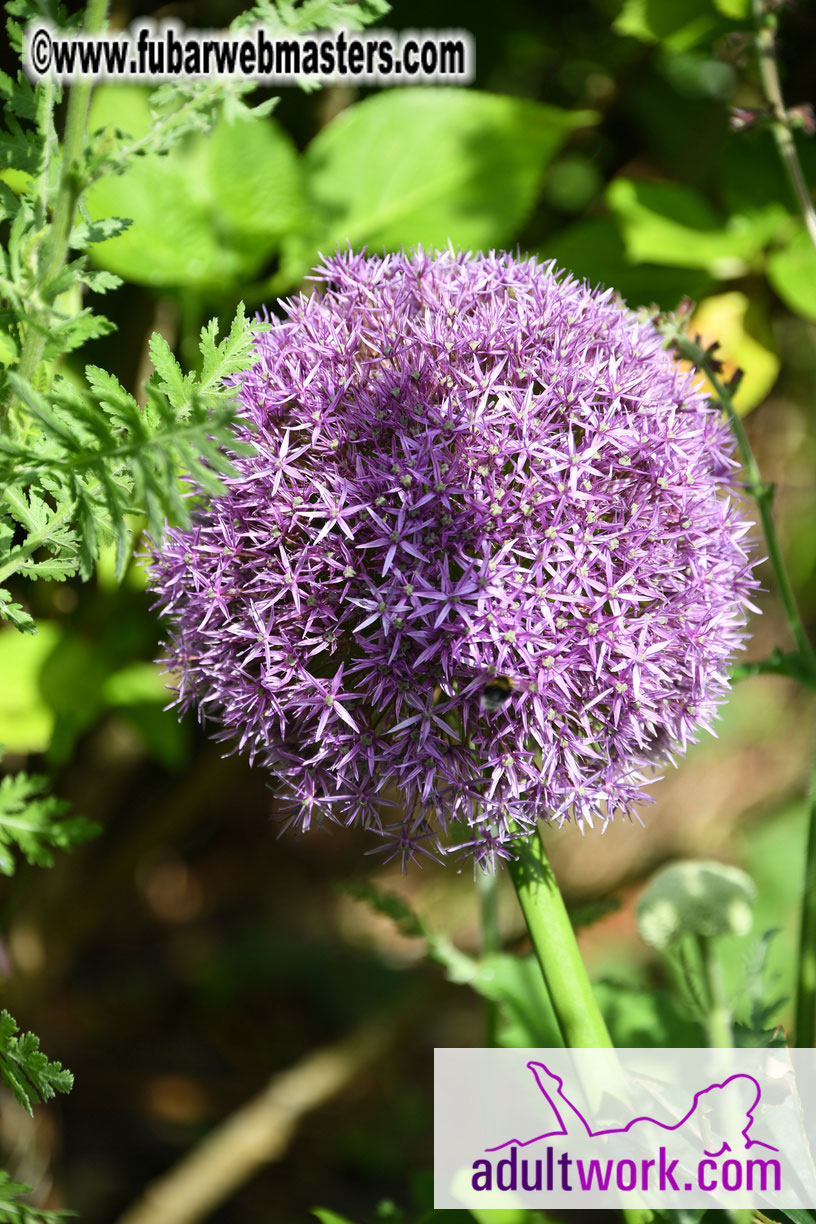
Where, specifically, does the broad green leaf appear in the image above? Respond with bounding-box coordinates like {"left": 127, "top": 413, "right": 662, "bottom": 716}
{"left": 714, "top": 0, "right": 749, "bottom": 14}
{"left": 686, "top": 292, "right": 780, "bottom": 414}
{"left": 0, "top": 622, "right": 59, "bottom": 752}
{"left": 85, "top": 87, "right": 305, "bottom": 291}
{"left": 607, "top": 178, "right": 784, "bottom": 275}
{"left": 613, "top": 0, "right": 729, "bottom": 50}
{"left": 102, "top": 661, "right": 170, "bottom": 706}
{"left": 544, "top": 215, "right": 715, "bottom": 308}
{"left": 767, "top": 227, "right": 816, "bottom": 322}
{"left": 285, "top": 89, "right": 595, "bottom": 274}
{"left": 209, "top": 114, "right": 306, "bottom": 245}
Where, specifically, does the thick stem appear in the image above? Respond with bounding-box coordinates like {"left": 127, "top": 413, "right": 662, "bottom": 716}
{"left": 508, "top": 832, "right": 654, "bottom": 1224}
{"left": 753, "top": 0, "right": 816, "bottom": 251}
{"left": 794, "top": 742, "right": 816, "bottom": 1047}
{"left": 507, "top": 825, "right": 613, "bottom": 1049}
{"left": 4, "top": 0, "right": 110, "bottom": 421}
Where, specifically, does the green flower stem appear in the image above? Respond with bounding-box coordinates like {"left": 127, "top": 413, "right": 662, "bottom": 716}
{"left": 753, "top": 0, "right": 816, "bottom": 251}
{"left": 794, "top": 743, "right": 816, "bottom": 1048}
{"left": 477, "top": 868, "right": 501, "bottom": 1047}
{"left": 5, "top": 0, "right": 111, "bottom": 421}
{"left": 693, "top": 940, "right": 752, "bottom": 1222}
{"left": 508, "top": 831, "right": 654, "bottom": 1224}
{"left": 507, "top": 825, "right": 613, "bottom": 1049}
{"left": 669, "top": 330, "right": 816, "bottom": 680}
{"left": 694, "top": 935, "right": 734, "bottom": 1049}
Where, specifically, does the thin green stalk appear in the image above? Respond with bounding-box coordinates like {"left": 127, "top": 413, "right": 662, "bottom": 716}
{"left": 5, "top": 0, "right": 111, "bottom": 421}
{"left": 670, "top": 331, "right": 816, "bottom": 679}
{"left": 477, "top": 868, "right": 501, "bottom": 1047}
{"left": 753, "top": 0, "right": 816, "bottom": 251}
{"left": 695, "top": 935, "right": 734, "bottom": 1049}
{"left": 794, "top": 741, "right": 816, "bottom": 1047}
{"left": 507, "top": 825, "right": 612, "bottom": 1049}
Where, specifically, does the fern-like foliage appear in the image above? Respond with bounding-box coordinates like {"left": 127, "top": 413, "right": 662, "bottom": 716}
{"left": 0, "top": 0, "right": 389, "bottom": 1210}
{"left": 0, "top": 770, "right": 98, "bottom": 875}
{"left": 0, "top": 1011, "right": 72, "bottom": 1115}
{"left": 0, "top": 1171, "right": 69, "bottom": 1223}
{"left": 0, "top": 305, "right": 257, "bottom": 621}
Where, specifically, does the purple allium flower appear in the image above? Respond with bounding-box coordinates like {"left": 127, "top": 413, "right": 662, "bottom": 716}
{"left": 147, "top": 249, "right": 757, "bottom": 871}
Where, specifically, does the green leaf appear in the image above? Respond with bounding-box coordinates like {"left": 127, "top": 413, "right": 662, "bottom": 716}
{"left": 0, "top": 1168, "right": 70, "bottom": 1222}
{"left": 209, "top": 112, "right": 306, "bottom": 246}
{"left": 0, "top": 622, "right": 60, "bottom": 751}
{"left": 470, "top": 953, "right": 562, "bottom": 1048}
{"left": 85, "top": 87, "right": 305, "bottom": 291}
{"left": 468, "top": 1211, "right": 531, "bottom": 1224}
{"left": 341, "top": 881, "right": 561, "bottom": 1047}
{"left": 0, "top": 1010, "right": 73, "bottom": 1114}
{"left": 767, "top": 227, "right": 816, "bottom": 321}
{"left": 338, "top": 880, "right": 424, "bottom": 937}
{"left": 613, "top": 0, "right": 730, "bottom": 50}
{"left": 714, "top": 0, "right": 749, "bottom": 14}
{"left": 0, "top": 590, "right": 36, "bottom": 633}
{"left": 607, "top": 178, "right": 785, "bottom": 275}
{"left": 544, "top": 215, "right": 715, "bottom": 309}
{"left": 0, "top": 770, "right": 99, "bottom": 876}
{"left": 312, "top": 1211, "right": 359, "bottom": 1224}
{"left": 594, "top": 978, "right": 707, "bottom": 1047}
{"left": 0, "top": 484, "right": 81, "bottom": 586}
{"left": 70, "top": 216, "right": 132, "bottom": 249}
{"left": 284, "top": 89, "right": 595, "bottom": 276}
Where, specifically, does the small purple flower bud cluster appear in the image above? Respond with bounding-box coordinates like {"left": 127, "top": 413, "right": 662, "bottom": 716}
{"left": 148, "top": 249, "right": 757, "bottom": 871}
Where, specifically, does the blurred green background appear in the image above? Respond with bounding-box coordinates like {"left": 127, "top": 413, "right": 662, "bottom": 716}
{"left": 3, "top": 0, "right": 816, "bottom": 1219}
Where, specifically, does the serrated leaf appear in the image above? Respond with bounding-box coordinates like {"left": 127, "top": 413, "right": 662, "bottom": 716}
{"left": 0, "top": 1009, "right": 73, "bottom": 1114}
{"left": 81, "top": 267, "right": 121, "bottom": 293}
{"left": 0, "top": 1167, "right": 70, "bottom": 1222}
{"left": 1, "top": 307, "right": 254, "bottom": 590}
{"left": 147, "top": 333, "right": 191, "bottom": 406}
{"left": 0, "top": 770, "right": 99, "bottom": 875}
{"left": 70, "top": 215, "right": 132, "bottom": 248}
{"left": 0, "top": 590, "right": 36, "bottom": 633}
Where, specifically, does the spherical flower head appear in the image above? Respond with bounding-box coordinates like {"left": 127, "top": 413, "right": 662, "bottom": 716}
{"left": 147, "top": 248, "right": 757, "bottom": 871}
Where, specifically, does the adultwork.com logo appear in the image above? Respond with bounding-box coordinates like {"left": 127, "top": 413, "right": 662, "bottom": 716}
{"left": 474, "top": 1060, "right": 780, "bottom": 1196}
{"left": 433, "top": 1048, "right": 816, "bottom": 1210}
